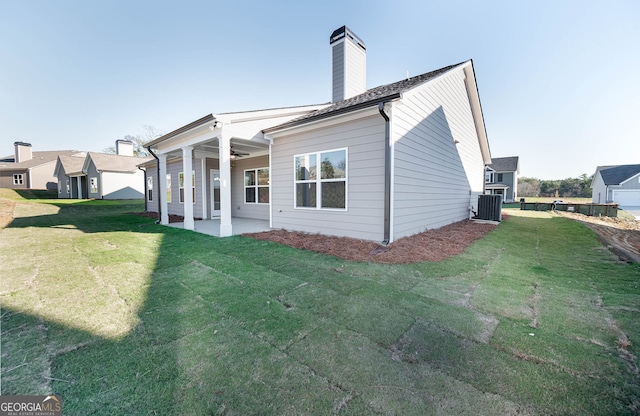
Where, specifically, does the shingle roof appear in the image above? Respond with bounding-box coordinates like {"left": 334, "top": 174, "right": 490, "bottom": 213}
{"left": 598, "top": 164, "right": 640, "bottom": 185}
{"left": 263, "top": 61, "right": 467, "bottom": 133}
{"left": 86, "top": 152, "right": 153, "bottom": 173}
{"left": 57, "top": 153, "right": 87, "bottom": 176}
{"left": 0, "top": 150, "right": 81, "bottom": 171}
{"left": 488, "top": 156, "right": 519, "bottom": 172}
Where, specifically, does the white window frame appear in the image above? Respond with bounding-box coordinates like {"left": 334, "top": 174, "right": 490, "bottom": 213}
{"left": 166, "top": 174, "right": 172, "bottom": 203}
{"left": 90, "top": 177, "right": 98, "bottom": 194}
{"left": 179, "top": 171, "right": 195, "bottom": 204}
{"left": 293, "top": 147, "right": 348, "bottom": 211}
{"left": 13, "top": 174, "right": 23, "bottom": 185}
{"left": 147, "top": 176, "right": 153, "bottom": 201}
{"left": 58, "top": 181, "right": 62, "bottom": 194}
{"left": 66, "top": 179, "right": 70, "bottom": 193}
{"left": 244, "top": 167, "right": 269, "bottom": 204}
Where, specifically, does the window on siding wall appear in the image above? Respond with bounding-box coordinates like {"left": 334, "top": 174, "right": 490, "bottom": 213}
{"left": 66, "top": 179, "right": 70, "bottom": 193}
{"left": 58, "top": 181, "right": 62, "bottom": 194}
{"left": 147, "top": 176, "right": 153, "bottom": 201}
{"left": 13, "top": 174, "right": 23, "bottom": 185}
{"left": 90, "top": 177, "right": 98, "bottom": 193}
{"left": 497, "top": 173, "right": 503, "bottom": 182}
{"left": 166, "top": 174, "right": 172, "bottom": 202}
{"left": 179, "top": 171, "right": 195, "bottom": 203}
{"left": 244, "top": 168, "right": 269, "bottom": 204}
{"left": 294, "top": 148, "right": 347, "bottom": 209}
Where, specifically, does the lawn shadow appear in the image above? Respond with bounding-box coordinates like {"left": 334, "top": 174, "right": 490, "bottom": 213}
{"left": 2, "top": 200, "right": 639, "bottom": 414}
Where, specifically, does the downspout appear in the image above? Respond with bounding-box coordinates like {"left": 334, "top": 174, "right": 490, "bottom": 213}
{"left": 138, "top": 166, "right": 148, "bottom": 212}
{"left": 378, "top": 102, "right": 391, "bottom": 245}
{"left": 147, "top": 146, "right": 162, "bottom": 224}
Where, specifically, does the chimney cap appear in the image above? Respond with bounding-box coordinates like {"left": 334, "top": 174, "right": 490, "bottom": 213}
{"left": 330, "top": 26, "right": 366, "bottom": 49}
{"left": 14, "top": 141, "right": 32, "bottom": 147}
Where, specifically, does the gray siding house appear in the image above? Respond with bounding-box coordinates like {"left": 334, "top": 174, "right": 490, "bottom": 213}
{"left": 0, "top": 142, "right": 82, "bottom": 190}
{"left": 485, "top": 156, "right": 519, "bottom": 203}
{"left": 55, "top": 140, "right": 152, "bottom": 199}
{"left": 142, "top": 26, "right": 491, "bottom": 243}
{"left": 592, "top": 164, "right": 640, "bottom": 206}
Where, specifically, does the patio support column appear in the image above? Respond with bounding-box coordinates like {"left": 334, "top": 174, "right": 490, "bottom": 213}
{"left": 219, "top": 133, "right": 233, "bottom": 237}
{"left": 158, "top": 153, "right": 169, "bottom": 225}
{"left": 182, "top": 146, "right": 195, "bottom": 230}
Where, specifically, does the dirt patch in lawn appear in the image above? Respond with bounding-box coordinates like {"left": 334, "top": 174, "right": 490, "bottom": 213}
{"left": 245, "top": 219, "right": 500, "bottom": 264}
{"left": 0, "top": 200, "right": 16, "bottom": 228}
{"left": 556, "top": 211, "right": 640, "bottom": 264}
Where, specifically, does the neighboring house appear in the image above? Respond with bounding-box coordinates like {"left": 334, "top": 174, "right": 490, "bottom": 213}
{"left": 591, "top": 164, "right": 640, "bottom": 206}
{"left": 485, "top": 156, "right": 519, "bottom": 203}
{"left": 142, "top": 26, "right": 491, "bottom": 243}
{"left": 54, "top": 153, "right": 87, "bottom": 198}
{"left": 54, "top": 140, "right": 152, "bottom": 199}
{"left": 0, "top": 142, "right": 82, "bottom": 190}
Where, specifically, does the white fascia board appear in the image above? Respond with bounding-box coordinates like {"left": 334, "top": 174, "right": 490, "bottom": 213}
{"left": 222, "top": 104, "right": 329, "bottom": 124}
{"left": 153, "top": 123, "right": 220, "bottom": 155}
{"left": 462, "top": 62, "right": 491, "bottom": 165}
{"left": 266, "top": 106, "right": 381, "bottom": 139}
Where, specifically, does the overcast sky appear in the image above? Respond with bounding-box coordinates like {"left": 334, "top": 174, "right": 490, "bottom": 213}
{"left": 1, "top": 0, "right": 638, "bottom": 180}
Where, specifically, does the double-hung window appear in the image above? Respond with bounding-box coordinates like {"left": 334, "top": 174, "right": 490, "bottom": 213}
{"left": 294, "top": 148, "right": 347, "bottom": 209}
{"left": 179, "top": 171, "right": 195, "bottom": 203}
{"left": 90, "top": 177, "right": 98, "bottom": 193}
{"left": 13, "top": 174, "right": 23, "bottom": 185}
{"left": 245, "top": 168, "right": 269, "bottom": 204}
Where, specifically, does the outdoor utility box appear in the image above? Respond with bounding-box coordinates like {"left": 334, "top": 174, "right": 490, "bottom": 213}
{"left": 477, "top": 195, "right": 502, "bottom": 221}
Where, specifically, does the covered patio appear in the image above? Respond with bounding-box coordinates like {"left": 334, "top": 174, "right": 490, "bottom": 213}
{"left": 167, "top": 217, "right": 271, "bottom": 237}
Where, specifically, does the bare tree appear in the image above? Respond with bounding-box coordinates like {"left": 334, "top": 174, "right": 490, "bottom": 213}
{"left": 103, "top": 125, "right": 165, "bottom": 156}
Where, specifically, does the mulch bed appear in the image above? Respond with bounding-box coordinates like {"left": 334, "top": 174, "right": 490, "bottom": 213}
{"left": 245, "top": 219, "right": 499, "bottom": 264}
{"left": 133, "top": 210, "right": 501, "bottom": 264}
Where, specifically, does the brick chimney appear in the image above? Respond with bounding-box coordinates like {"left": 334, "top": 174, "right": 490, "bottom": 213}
{"left": 330, "top": 26, "right": 366, "bottom": 103}
{"left": 14, "top": 142, "right": 32, "bottom": 163}
{"left": 116, "top": 139, "right": 134, "bottom": 156}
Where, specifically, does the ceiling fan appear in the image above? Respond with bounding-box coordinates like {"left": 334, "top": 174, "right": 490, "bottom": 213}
{"left": 230, "top": 147, "right": 249, "bottom": 158}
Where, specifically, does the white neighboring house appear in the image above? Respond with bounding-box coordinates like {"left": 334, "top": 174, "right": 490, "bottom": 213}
{"left": 592, "top": 164, "right": 640, "bottom": 207}
{"left": 55, "top": 140, "right": 152, "bottom": 199}
{"left": 141, "top": 26, "right": 492, "bottom": 243}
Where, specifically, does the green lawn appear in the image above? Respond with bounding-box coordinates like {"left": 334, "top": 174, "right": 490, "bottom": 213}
{"left": 1, "top": 189, "right": 639, "bottom": 415}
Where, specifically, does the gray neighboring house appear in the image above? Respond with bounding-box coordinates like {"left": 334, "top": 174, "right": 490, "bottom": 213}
{"left": 55, "top": 140, "right": 152, "bottom": 199}
{"left": 485, "top": 156, "right": 519, "bottom": 203}
{"left": 54, "top": 153, "right": 87, "bottom": 198}
{"left": 141, "top": 26, "right": 492, "bottom": 243}
{"left": 591, "top": 164, "right": 640, "bottom": 206}
{"left": 0, "top": 142, "right": 81, "bottom": 190}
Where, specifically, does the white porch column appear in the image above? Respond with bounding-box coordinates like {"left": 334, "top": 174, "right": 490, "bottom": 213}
{"left": 182, "top": 146, "right": 195, "bottom": 230}
{"left": 158, "top": 154, "right": 169, "bottom": 225}
{"left": 219, "top": 133, "right": 233, "bottom": 237}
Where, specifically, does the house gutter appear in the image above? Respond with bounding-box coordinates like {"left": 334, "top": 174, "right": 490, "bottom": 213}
{"left": 378, "top": 102, "right": 392, "bottom": 245}
{"left": 147, "top": 146, "right": 162, "bottom": 224}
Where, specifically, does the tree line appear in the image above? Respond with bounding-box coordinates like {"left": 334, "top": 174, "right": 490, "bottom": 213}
{"left": 518, "top": 174, "right": 593, "bottom": 198}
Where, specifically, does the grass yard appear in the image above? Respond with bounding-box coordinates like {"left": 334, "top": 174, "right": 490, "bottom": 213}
{"left": 1, "top": 189, "right": 639, "bottom": 415}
